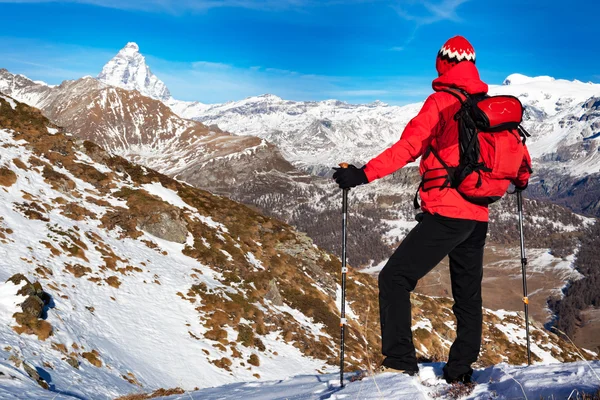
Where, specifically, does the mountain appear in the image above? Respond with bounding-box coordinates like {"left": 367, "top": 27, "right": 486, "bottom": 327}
{"left": 171, "top": 73, "right": 600, "bottom": 177}
{"left": 171, "top": 94, "right": 423, "bottom": 175}
{"left": 0, "top": 67, "right": 295, "bottom": 196}
{"left": 0, "top": 95, "right": 589, "bottom": 398}
{"left": 2, "top": 48, "right": 595, "bottom": 321}
{"left": 97, "top": 42, "right": 172, "bottom": 102}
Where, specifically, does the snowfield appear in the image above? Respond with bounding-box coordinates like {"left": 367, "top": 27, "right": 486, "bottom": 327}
{"left": 0, "top": 361, "right": 598, "bottom": 399}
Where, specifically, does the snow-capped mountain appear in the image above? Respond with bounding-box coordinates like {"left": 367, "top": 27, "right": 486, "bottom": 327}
{"left": 97, "top": 42, "right": 172, "bottom": 102}
{"left": 170, "top": 73, "right": 600, "bottom": 178}
{"left": 171, "top": 94, "right": 423, "bottom": 174}
{"left": 0, "top": 68, "right": 294, "bottom": 196}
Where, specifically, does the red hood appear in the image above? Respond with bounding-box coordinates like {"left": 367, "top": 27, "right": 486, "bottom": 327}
{"left": 432, "top": 61, "right": 488, "bottom": 94}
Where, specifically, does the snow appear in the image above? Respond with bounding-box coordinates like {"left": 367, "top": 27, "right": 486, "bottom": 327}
{"left": 97, "top": 361, "right": 600, "bottom": 400}
{"left": 245, "top": 251, "right": 265, "bottom": 270}
{"left": 0, "top": 360, "right": 599, "bottom": 399}
{"left": 503, "top": 74, "right": 555, "bottom": 86}
{"left": 0, "top": 94, "right": 17, "bottom": 109}
{"left": 141, "top": 182, "right": 197, "bottom": 211}
{"left": 0, "top": 281, "right": 27, "bottom": 326}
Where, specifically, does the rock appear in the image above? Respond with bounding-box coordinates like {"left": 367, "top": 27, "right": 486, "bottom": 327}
{"left": 9, "top": 275, "right": 54, "bottom": 340}
{"left": 20, "top": 296, "right": 44, "bottom": 319}
{"left": 23, "top": 362, "right": 40, "bottom": 382}
{"left": 23, "top": 362, "right": 48, "bottom": 389}
{"left": 138, "top": 212, "right": 188, "bottom": 244}
{"left": 66, "top": 356, "right": 79, "bottom": 369}
{"left": 6, "top": 273, "right": 30, "bottom": 288}
{"left": 265, "top": 279, "right": 284, "bottom": 306}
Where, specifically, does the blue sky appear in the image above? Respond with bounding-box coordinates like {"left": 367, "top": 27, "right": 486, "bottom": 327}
{"left": 0, "top": 0, "right": 598, "bottom": 104}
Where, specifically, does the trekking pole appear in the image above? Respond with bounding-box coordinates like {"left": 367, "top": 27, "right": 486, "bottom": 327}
{"left": 339, "top": 163, "right": 349, "bottom": 387}
{"left": 517, "top": 191, "right": 532, "bottom": 365}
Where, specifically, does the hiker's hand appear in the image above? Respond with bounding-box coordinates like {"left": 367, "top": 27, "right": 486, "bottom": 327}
{"left": 509, "top": 181, "right": 527, "bottom": 194}
{"left": 513, "top": 181, "right": 528, "bottom": 193}
{"left": 332, "top": 164, "right": 368, "bottom": 189}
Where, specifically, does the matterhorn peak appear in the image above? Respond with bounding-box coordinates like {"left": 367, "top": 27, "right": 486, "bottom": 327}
{"left": 97, "top": 42, "right": 172, "bottom": 101}
{"left": 124, "top": 42, "right": 139, "bottom": 50}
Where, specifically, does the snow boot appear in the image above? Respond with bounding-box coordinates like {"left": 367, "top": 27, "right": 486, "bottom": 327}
{"left": 443, "top": 369, "right": 472, "bottom": 384}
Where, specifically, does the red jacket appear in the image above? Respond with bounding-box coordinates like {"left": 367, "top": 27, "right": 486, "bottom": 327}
{"left": 363, "top": 62, "right": 532, "bottom": 222}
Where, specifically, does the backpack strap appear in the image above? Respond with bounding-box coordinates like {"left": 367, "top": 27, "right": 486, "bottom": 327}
{"left": 413, "top": 146, "right": 455, "bottom": 209}
{"left": 441, "top": 87, "right": 470, "bottom": 103}
{"left": 517, "top": 125, "right": 531, "bottom": 144}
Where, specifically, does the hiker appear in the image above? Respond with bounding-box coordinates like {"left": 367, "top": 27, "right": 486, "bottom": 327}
{"left": 333, "top": 36, "right": 532, "bottom": 383}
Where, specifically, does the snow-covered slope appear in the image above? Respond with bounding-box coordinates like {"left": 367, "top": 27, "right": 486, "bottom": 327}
{"left": 167, "top": 361, "right": 600, "bottom": 399}
{"left": 2, "top": 359, "right": 599, "bottom": 399}
{"left": 97, "top": 42, "right": 172, "bottom": 102}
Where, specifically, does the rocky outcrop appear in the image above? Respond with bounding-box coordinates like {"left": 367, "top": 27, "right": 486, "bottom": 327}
{"left": 138, "top": 211, "right": 188, "bottom": 244}
{"left": 7, "top": 274, "right": 53, "bottom": 340}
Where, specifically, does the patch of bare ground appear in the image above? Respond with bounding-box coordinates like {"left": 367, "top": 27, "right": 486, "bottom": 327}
{"left": 114, "top": 388, "right": 185, "bottom": 400}
{"left": 573, "top": 307, "right": 600, "bottom": 354}
{"left": 14, "top": 201, "right": 49, "bottom": 221}
{"left": 82, "top": 350, "right": 102, "bottom": 367}
{"left": 0, "top": 166, "right": 17, "bottom": 186}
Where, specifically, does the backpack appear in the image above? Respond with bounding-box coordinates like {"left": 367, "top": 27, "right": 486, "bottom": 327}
{"left": 415, "top": 87, "right": 531, "bottom": 208}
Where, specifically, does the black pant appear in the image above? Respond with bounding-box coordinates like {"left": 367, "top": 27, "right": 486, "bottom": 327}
{"left": 378, "top": 212, "right": 488, "bottom": 378}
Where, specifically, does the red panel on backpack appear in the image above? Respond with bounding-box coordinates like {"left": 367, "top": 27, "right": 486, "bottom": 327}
{"left": 476, "top": 96, "right": 523, "bottom": 130}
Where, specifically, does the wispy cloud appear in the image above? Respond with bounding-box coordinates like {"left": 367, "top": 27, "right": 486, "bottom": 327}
{"left": 191, "top": 61, "right": 232, "bottom": 70}
{"left": 0, "top": 37, "right": 115, "bottom": 81}
{"left": 0, "top": 0, "right": 380, "bottom": 13}
{"left": 394, "top": 0, "right": 470, "bottom": 26}
{"left": 389, "top": 0, "right": 470, "bottom": 51}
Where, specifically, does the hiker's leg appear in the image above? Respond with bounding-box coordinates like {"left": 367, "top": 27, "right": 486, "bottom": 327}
{"left": 444, "top": 220, "right": 488, "bottom": 380}
{"left": 378, "top": 213, "right": 476, "bottom": 371}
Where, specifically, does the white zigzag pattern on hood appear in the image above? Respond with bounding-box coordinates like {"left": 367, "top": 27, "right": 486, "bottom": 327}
{"left": 440, "top": 46, "right": 476, "bottom": 61}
